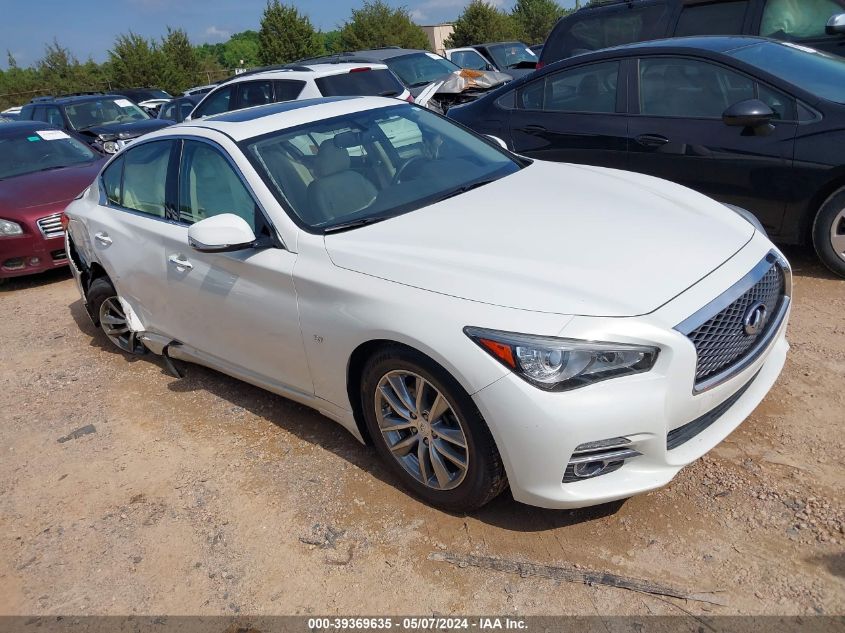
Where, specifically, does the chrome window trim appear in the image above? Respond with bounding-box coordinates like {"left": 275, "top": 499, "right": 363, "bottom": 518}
{"left": 676, "top": 250, "right": 791, "bottom": 395}
{"left": 97, "top": 134, "right": 286, "bottom": 250}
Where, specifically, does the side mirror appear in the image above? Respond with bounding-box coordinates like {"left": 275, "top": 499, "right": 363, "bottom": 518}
{"left": 188, "top": 213, "right": 256, "bottom": 253}
{"left": 485, "top": 134, "right": 509, "bottom": 150}
{"left": 826, "top": 13, "right": 845, "bottom": 35}
{"left": 722, "top": 99, "right": 775, "bottom": 128}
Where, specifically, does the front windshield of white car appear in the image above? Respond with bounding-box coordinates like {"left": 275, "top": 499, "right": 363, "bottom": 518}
{"left": 64, "top": 98, "right": 150, "bottom": 130}
{"left": 487, "top": 43, "right": 537, "bottom": 69}
{"left": 243, "top": 103, "right": 523, "bottom": 232}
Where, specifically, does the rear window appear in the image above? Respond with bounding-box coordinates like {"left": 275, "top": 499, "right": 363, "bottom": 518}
{"left": 543, "top": 2, "right": 669, "bottom": 63}
{"left": 315, "top": 69, "right": 406, "bottom": 97}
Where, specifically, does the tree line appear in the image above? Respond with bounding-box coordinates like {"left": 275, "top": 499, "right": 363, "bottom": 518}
{"left": 0, "top": 0, "right": 574, "bottom": 110}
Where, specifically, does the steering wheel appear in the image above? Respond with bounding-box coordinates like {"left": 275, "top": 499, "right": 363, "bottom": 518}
{"left": 392, "top": 156, "right": 428, "bottom": 185}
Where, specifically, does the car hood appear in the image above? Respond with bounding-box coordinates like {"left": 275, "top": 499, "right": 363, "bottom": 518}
{"left": 0, "top": 160, "right": 104, "bottom": 220}
{"left": 81, "top": 118, "right": 171, "bottom": 138}
{"left": 324, "top": 162, "right": 755, "bottom": 317}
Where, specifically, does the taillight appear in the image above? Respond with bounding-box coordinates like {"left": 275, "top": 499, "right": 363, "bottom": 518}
{"left": 536, "top": 60, "right": 545, "bottom": 70}
{"left": 349, "top": 67, "right": 371, "bottom": 73}
{"left": 405, "top": 94, "right": 414, "bottom": 103}
{"left": 60, "top": 212, "right": 69, "bottom": 231}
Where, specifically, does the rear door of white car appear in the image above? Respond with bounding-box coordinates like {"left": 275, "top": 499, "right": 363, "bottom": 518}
{"left": 86, "top": 139, "right": 178, "bottom": 333}
{"left": 156, "top": 138, "right": 313, "bottom": 395}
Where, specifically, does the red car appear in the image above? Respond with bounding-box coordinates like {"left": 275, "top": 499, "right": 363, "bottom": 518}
{"left": 0, "top": 122, "right": 105, "bottom": 283}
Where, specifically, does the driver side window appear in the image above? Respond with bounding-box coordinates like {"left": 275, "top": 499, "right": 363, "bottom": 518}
{"left": 760, "top": 0, "right": 845, "bottom": 40}
{"left": 194, "top": 86, "right": 232, "bottom": 118}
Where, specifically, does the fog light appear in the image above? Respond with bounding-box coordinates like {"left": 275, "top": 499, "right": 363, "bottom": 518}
{"left": 28, "top": 256, "right": 41, "bottom": 267}
{"left": 563, "top": 436, "right": 642, "bottom": 483}
{"left": 573, "top": 461, "right": 607, "bottom": 478}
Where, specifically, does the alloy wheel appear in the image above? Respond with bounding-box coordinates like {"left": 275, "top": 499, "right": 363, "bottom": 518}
{"left": 375, "top": 370, "right": 469, "bottom": 491}
{"left": 831, "top": 208, "right": 845, "bottom": 263}
{"left": 98, "top": 296, "right": 140, "bottom": 354}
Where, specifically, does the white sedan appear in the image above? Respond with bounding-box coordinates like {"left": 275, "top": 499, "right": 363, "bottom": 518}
{"left": 64, "top": 97, "right": 791, "bottom": 511}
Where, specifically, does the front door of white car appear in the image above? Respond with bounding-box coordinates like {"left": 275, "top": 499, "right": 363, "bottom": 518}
{"left": 153, "top": 139, "right": 313, "bottom": 395}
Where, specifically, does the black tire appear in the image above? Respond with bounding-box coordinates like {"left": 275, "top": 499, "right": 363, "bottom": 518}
{"left": 812, "top": 187, "right": 845, "bottom": 278}
{"left": 86, "top": 277, "right": 145, "bottom": 354}
{"left": 361, "top": 345, "right": 507, "bottom": 512}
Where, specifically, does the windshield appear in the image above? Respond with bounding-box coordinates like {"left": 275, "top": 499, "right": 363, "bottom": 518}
{"left": 487, "top": 43, "right": 537, "bottom": 69}
{"left": 65, "top": 98, "right": 150, "bottom": 130}
{"left": 0, "top": 129, "right": 97, "bottom": 179}
{"left": 729, "top": 41, "right": 845, "bottom": 104}
{"left": 385, "top": 53, "right": 461, "bottom": 88}
{"left": 243, "top": 104, "right": 521, "bottom": 231}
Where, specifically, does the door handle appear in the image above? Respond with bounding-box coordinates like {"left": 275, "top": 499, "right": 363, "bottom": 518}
{"left": 94, "top": 232, "right": 112, "bottom": 246}
{"left": 522, "top": 124, "right": 547, "bottom": 133}
{"left": 635, "top": 133, "right": 670, "bottom": 148}
{"left": 168, "top": 254, "right": 193, "bottom": 271}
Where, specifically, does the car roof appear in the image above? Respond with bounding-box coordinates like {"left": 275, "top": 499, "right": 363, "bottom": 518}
{"left": 213, "top": 62, "right": 391, "bottom": 88}
{"left": 0, "top": 121, "right": 60, "bottom": 137}
{"left": 28, "top": 93, "right": 127, "bottom": 105}
{"left": 601, "top": 35, "right": 772, "bottom": 54}
{"left": 154, "top": 96, "right": 401, "bottom": 142}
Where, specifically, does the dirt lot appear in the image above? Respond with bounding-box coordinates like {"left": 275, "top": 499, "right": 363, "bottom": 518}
{"left": 0, "top": 246, "right": 843, "bottom": 617}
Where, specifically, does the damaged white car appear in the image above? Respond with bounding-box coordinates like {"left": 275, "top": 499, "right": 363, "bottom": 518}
{"left": 64, "top": 97, "right": 790, "bottom": 512}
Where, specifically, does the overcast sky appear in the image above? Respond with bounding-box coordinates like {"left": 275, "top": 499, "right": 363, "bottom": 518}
{"left": 1, "top": 0, "right": 578, "bottom": 70}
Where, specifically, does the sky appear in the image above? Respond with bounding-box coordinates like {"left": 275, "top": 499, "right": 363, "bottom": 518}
{"left": 0, "top": 0, "right": 578, "bottom": 70}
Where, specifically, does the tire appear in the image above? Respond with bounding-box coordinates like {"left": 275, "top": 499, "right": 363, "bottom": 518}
{"left": 812, "top": 187, "right": 845, "bottom": 278}
{"left": 86, "top": 277, "right": 146, "bottom": 354}
{"left": 361, "top": 345, "right": 507, "bottom": 512}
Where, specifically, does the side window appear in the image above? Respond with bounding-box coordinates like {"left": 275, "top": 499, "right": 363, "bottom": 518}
{"left": 121, "top": 141, "right": 173, "bottom": 218}
{"left": 757, "top": 83, "right": 797, "bottom": 120}
{"left": 45, "top": 107, "right": 64, "bottom": 126}
{"left": 180, "top": 102, "right": 196, "bottom": 121}
{"left": 639, "top": 58, "right": 754, "bottom": 118}
{"left": 193, "top": 86, "right": 232, "bottom": 118}
{"left": 518, "top": 62, "right": 619, "bottom": 113}
{"left": 236, "top": 80, "right": 273, "bottom": 109}
{"left": 675, "top": 1, "right": 749, "bottom": 36}
{"left": 32, "top": 106, "right": 49, "bottom": 122}
{"left": 159, "top": 103, "right": 176, "bottom": 121}
{"left": 179, "top": 141, "right": 257, "bottom": 230}
{"left": 557, "top": 4, "right": 669, "bottom": 58}
{"left": 760, "top": 0, "right": 845, "bottom": 40}
{"left": 274, "top": 80, "right": 305, "bottom": 102}
{"left": 101, "top": 157, "right": 124, "bottom": 206}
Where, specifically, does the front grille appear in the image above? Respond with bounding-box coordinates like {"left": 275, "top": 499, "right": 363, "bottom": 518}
{"left": 667, "top": 371, "right": 758, "bottom": 450}
{"left": 681, "top": 256, "right": 786, "bottom": 391}
{"left": 37, "top": 213, "right": 64, "bottom": 239}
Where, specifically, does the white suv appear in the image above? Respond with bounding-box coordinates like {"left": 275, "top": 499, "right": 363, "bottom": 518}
{"left": 64, "top": 97, "right": 790, "bottom": 512}
{"left": 187, "top": 63, "right": 412, "bottom": 120}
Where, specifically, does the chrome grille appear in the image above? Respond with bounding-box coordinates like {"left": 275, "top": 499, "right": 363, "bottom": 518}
{"left": 37, "top": 213, "right": 64, "bottom": 239}
{"left": 681, "top": 256, "right": 787, "bottom": 391}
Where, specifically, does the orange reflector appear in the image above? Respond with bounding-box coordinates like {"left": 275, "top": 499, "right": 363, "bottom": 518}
{"left": 479, "top": 338, "right": 516, "bottom": 369}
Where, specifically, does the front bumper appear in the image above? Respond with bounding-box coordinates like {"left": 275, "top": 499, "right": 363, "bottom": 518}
{"left": 472, "top": 242, "right": 791, "bottom": 510}
{"left": 0, "top": 232, "right": 67, "bottom": 279}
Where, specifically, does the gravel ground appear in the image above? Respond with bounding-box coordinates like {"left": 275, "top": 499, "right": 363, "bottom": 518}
{"left": 0, "top": 246, "right": 842, "bottom": 617}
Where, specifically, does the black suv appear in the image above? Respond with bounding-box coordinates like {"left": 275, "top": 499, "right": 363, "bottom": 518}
{"left": 539, "top": 0, "right": 845, "bottom": 67}
{"left": 19, "top": 93, "right": 171, "bottom": 154}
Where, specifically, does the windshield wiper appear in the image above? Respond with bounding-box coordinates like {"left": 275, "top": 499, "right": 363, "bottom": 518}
{"left": 432, "top": 178, "right": 497, "bottom": 203}
{"left": 323, "top": 216, "right": 387, "bottom": 234}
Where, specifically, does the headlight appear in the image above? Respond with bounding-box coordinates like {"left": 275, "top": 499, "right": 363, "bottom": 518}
{"left": 464, "top": 327, "right": 659, "bottom": 391}
{"left": 0, "top": 218, "right": 23, "bottom": 236}
{"left": 102, "top": 140, "right": 119, "bottom": 154}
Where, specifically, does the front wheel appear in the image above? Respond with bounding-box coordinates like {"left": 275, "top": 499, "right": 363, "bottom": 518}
{"left": 813, "top": 187, "right": 845, "bottom": 278}
{"left": 86, "top": 277, "right": 146, "bottom": 354}
{"left": 361, "top": 346, "right": 506, "bottom": 512}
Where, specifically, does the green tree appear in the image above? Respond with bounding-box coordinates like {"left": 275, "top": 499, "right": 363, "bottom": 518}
{"left": 337, "top": 0, "right": 429, "bottom": 51}
{"left": 511, "top": 0, "right": 568, "bottom": 44}
{"left": 160, "top": 27, "right": 201, "bottom": 93}
{"left": 322, "top": 30, "right": 343, "bottom": 54}
{"left": 446, "top": 1, "right": 521, "bottom": 48}
{"left": 258, "top": 1, "right": 323, "bottom": 65}
{"left": 221, "top": 30, "right": 261, "bottom": 69}
{"left": 108, "top": 32, "right": 165, "bottom": 89}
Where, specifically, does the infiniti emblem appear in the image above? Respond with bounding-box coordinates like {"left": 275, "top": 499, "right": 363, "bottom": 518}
{"left": 743, "top": 301, "right": 768, "bottom": 336}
